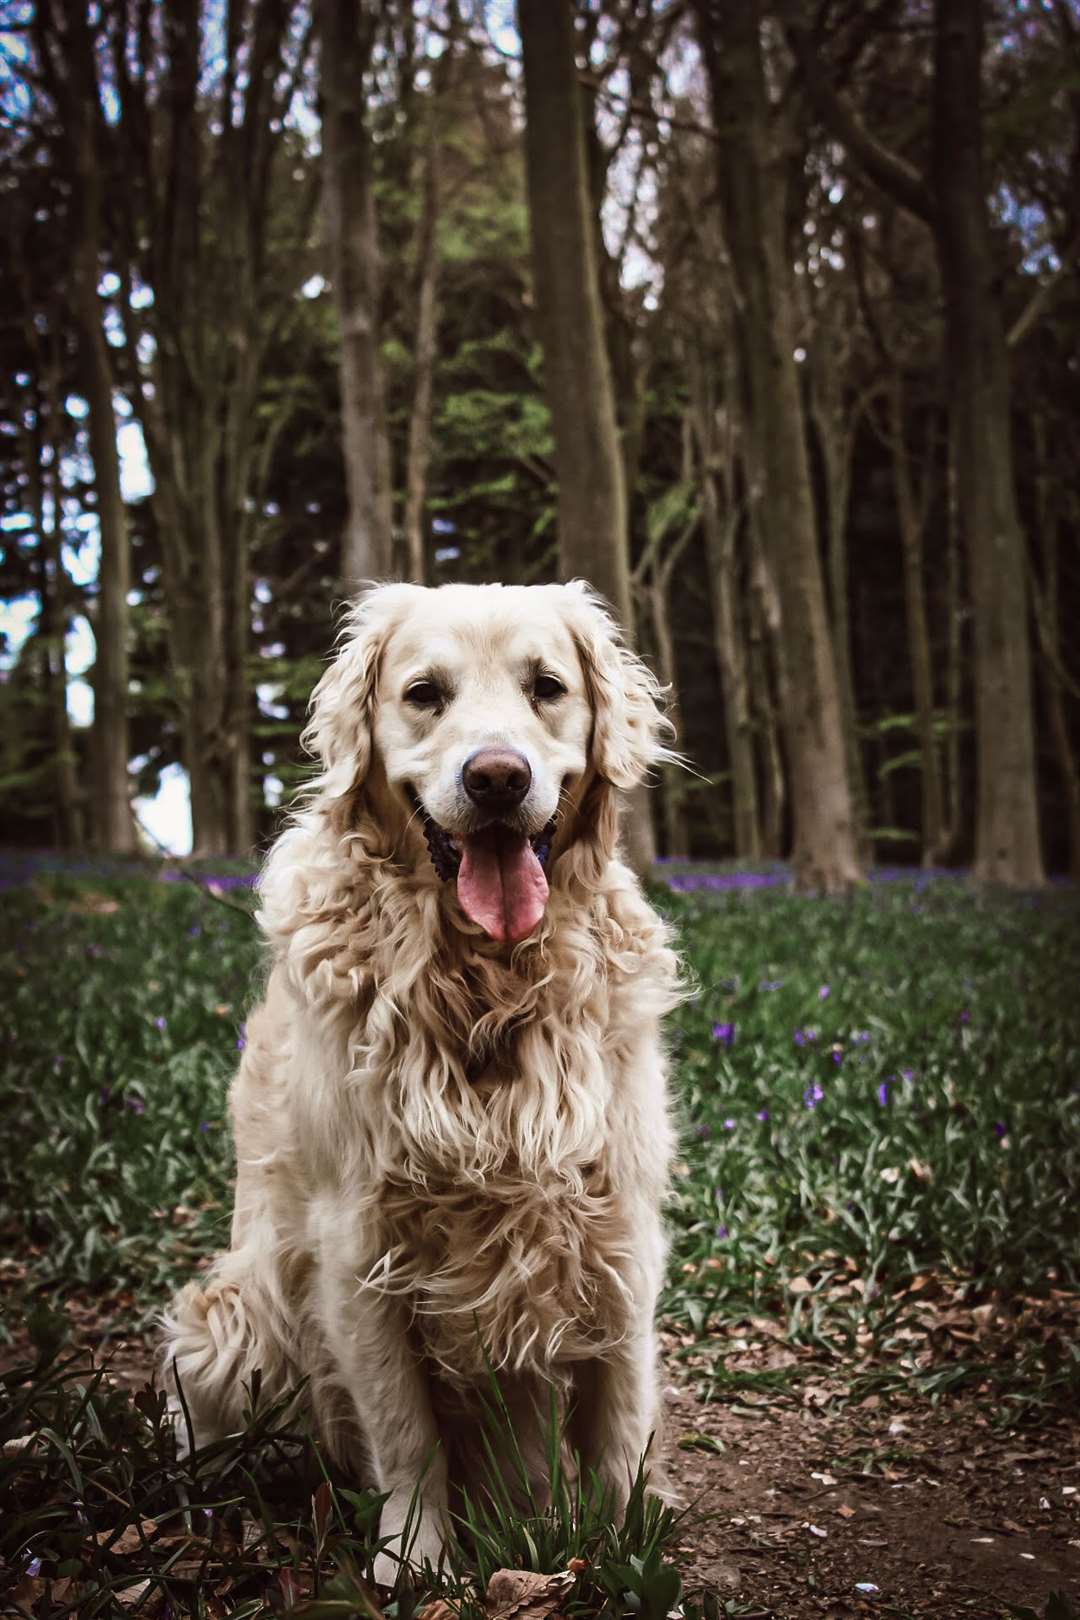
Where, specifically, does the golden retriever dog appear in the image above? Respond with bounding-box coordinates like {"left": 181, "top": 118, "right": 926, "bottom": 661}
{"left": 161, "top": 581, "right": 683, "bottom": 1581}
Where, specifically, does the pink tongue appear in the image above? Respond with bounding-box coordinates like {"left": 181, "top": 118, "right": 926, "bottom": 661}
{"left": 457, "top": 826, "right": 549, "bottom": 943}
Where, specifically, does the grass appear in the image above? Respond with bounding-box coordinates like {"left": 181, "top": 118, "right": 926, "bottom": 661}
{"left": 1, "top": 859, "right": 1079, "bottom": 1613}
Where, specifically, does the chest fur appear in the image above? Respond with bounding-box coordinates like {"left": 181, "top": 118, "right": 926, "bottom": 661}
{"left": 370, "top": 1159, "right": 637, "bottom": 1383}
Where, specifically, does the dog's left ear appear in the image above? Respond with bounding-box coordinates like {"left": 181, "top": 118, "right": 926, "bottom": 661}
{"left": 302, "top": 584, "right": 414, "bottom": 803}
{"left": 566, "top": 582, "right": 675, "bottom": 788}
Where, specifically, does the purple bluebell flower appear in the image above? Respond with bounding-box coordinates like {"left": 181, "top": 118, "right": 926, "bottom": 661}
{"left": 760, "top": 978, "right": 784, "bottom": 992}
{"left": 831, "top": 1050, "right": 843, "bottom": 1066}
{"left": 153, "top": 1015, "right": 167, "bottom": 1031}
{"left": 712, "top": 1021, "right": 735, "bottom": 1047}
{"left": 794, "top": 1027, "right": 818, "bottom": 1046}
{"left": 99, "top": 1086, "right": 112, "bottom": 1105}
{"left": 236, "top": 1031, "right": 246, "bottom": 1051}
{"left": 900, "top": 1067, "right": 915, "bottom": 1083}
{"left": 756, "top": 1108, "right": 770, "bottom": 1122}
{"left": 818, "top": 984, "right": 830, "bottom": 1001}
{"left": 803, "top": 1083, "right": 824, "bottom": 1109}
{"left": 723, "top": 1117, "right": 736, "bottom": 1131}
{"left": 993, "top": 1120, "right": 1007, "bottom": 1139}
{"left": 199, "top": 1121, "right": 211, "bottom": 1133}
{"left": 715, "top": 1223, "right": 728, "bottom": 1239}
{"left": 960, "top": 1009, "right": 971, "bottom": 1025}
{"left": 125, "top": 1094, "right": 145, "bottom": 1115}
{"left": 852, "top": 1030, "right": 872, "bottom": 1044}
{"left": 188, "top": 924, "right": 202, "bottom": 938}
{"left": 25, "top": 1558, "right": 41, "bottom": 1577}
{"left": 876, "top": 1080, "right": 891, "bottom": 1106}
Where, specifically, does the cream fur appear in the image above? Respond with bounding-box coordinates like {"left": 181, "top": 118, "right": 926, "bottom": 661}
{"left": 160, "top": 582, "right": 685, "bottom": 1580}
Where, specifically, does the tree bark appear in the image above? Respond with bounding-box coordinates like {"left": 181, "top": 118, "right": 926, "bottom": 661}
{"left": 686, "top": 347, "right": 761, "bottom": 859}
{"left": 403, "top": 70, "right": 447, "bottom": 584}
{"left": 27, "top": 371, "right": 84, "bottom": 849}
{"left": 932, "top": 0, "right": 1044, "bottom": 886}
{"left": 816, "top": 398, "right": 871, "bottom": 859}
{"left": 518, "top": 0, "right": 630, "bottom": 615}
{"left": 320, "top": 0, "right": 394, "bottom": 587}
{"left": 518, "top": 0, "right": 655, "bottom": 874}
{"left": 1031, "top": 420, "right": 1080, "bottom": 882}
{"left": 695, "top": 0, "right": 861, "bottom": 892}
{"left": 885, "top": 378, "right": 947, "bottom": 863}
{"left": 748, "top": 514, "right": 786, "bottom": 859}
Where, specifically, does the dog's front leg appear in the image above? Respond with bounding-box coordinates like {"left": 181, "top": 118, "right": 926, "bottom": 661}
{"left": 572, "top": 1324, "right": 668, "bottom": 1519}
{"left": 318, "top": 1261, "right": 448, "bottom": 1584}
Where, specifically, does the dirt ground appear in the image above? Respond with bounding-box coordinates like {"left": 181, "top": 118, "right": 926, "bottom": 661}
{"left": 4, "top": 1295, "right": 1080, "bottom": 1619}
{"left": 661, "top": 1359, "right": 1080, "bottom": 1617}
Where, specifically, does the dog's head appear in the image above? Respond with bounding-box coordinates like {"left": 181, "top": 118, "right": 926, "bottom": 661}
{"left": 304, "top": 581, "right": 671, "bottom": 943}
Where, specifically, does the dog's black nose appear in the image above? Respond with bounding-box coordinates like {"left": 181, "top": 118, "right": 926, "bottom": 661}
{"left": 462, "top": 747, "right": 532, "bottom": 812}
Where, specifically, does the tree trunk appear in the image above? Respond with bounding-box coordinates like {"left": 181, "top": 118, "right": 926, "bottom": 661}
{"left": 887, "top": 378, "right": 947, "bottom": 864}
{"left": 1031, "top": 420, "right": 1080, "bottom": 882}
{"left": 695, "top": 0, "right": 861, "bottom": 892}
{"left": 28, "top": 377, "right": 83, "bottom": 849}
{"left": 686, "top": 349, "right": 761, "bottom": 859}
{"left": 320, "top": 0, "right": 394, "bottom": 587}
{"left": 645, "top": 578, "right": 690, "bottom": 857}
{"left": 933, "top": 0, "right": 1043, "bottom": 886}
{"left": 518, "top": 0, "right": 655, "bottom": 874}
{"left": 56, "top": 0, "right": 134, "bottom": 853}
{"left": 819, "top": 413, "right": 871, "bottom": 859}
{"left": 403, "top": 94, "right": 444, "bottom": 585}
{"left": 518, "top": 0, "right": 630, "bottom": 616}
{"left": 942, "top": 422, "right": 964, "bottom": 855}
{"left": 749, "top": 514, "right": 786, "bottom": 859}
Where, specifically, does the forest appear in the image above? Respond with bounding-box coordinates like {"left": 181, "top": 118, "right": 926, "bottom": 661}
{"left": 1, "top": 0, "right": 1077, "bottom": 889}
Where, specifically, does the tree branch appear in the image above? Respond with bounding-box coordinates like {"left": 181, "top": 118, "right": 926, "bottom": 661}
{"left": 782, "top": 5, "right": 934, "bottom": 225}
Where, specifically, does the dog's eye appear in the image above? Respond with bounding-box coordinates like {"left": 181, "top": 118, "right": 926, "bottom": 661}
{"left": 405, "top": 680, "right": 443, "bottom": 709}
{"left": 533, "top": 673, "right": 566, "bottom": 702}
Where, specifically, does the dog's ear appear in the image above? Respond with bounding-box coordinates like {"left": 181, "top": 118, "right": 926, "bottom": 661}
{"left": 302, "top": 584, "right": 413, "bottom": 802}
{"left": 566, "top": 582, "right": 675, "bottom": 789}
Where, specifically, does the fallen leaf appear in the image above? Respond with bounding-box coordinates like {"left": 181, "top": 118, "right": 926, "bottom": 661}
{"left": 837, "top": 1505, "right": 856, "bottom": 1519}
{"left": 1001, "top": 1519, "right": 1026, "bottom": 1536}
{"left": 788, "top": 1276, "right": 812, "bottom": 1295}
{"left": 677, "top": 1430, "right": 725, "bottom": 1454}
{"left": 485, "top": 1566, "right": 577, "bottom": 1620}
{"left": 95, "top": 1519, "right": 158, "bottom": 1554}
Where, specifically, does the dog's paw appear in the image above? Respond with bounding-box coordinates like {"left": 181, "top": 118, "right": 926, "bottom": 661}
{"left": 375, "top": 1495, "right": 448, "bottom": 1586}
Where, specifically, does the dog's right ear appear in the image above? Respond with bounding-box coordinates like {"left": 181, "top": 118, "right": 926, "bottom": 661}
{"left": 302, "top": 584, "right": 413, "bottom": 803}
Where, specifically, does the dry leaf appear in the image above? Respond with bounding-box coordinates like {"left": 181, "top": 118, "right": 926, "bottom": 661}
{"left": 417, "top": 1602, "right": 461, "bottom": 1620}
{"left": 837, "top": 1504, "right": 856, "bottom": 1519}
{"left": 788, "top": 1276, "right": 812, "bottom": 1295}
{"left": 95, "top": 1519, "right": 158, "bottom": 1553}
{"left": 485, "top": 1566, "right": 577, "bottom": 1620}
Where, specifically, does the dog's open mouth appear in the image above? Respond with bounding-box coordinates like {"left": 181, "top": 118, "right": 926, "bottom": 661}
{"left": 409, "top": 791, "right": 555, "bottom": 944}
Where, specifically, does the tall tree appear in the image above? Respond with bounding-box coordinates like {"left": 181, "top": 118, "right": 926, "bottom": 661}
{"left": 320, "top": 0, "right": 394, "bottom": 587}
{"left": 787, "top": 0, "right": 1045, "bottom": 886}
{"left": 36, "top": 0, "right": 134, "bottom": 853}
{"left": 518, "top": 0, "right": 654, "bottom": 871}
{"left": 693, "top": 0, "right": 862, "bottom": 892}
